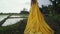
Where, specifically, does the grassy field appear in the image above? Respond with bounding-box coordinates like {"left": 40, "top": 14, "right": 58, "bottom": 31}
{"left": 0, "top": 14, "right": 60, "bottom": 34}
{"left": 0, "top": 19, "right": 27, "bottom": 34}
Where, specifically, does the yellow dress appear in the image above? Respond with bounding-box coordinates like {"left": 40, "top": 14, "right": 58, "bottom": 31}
{"left": 24, "top": 0, "right": 54, "bottom": 34}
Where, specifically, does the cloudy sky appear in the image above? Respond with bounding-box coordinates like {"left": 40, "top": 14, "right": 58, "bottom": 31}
{"left": 0, "top": 0, "right": 51, "bottom": 13}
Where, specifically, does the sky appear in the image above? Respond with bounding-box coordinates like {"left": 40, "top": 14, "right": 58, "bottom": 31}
{"left": 0, "top": 0, "right": 51, "bottom": 13}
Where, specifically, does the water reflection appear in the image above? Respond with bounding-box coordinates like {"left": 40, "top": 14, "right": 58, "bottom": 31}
{"left": 10, "top": 15, "right": 21, "bottom": 17}
{"left": 2, "top": 18, "right": 23, "bottom": 26}
{"left": 0, "top": 15, "right": 9, "bottom": 22}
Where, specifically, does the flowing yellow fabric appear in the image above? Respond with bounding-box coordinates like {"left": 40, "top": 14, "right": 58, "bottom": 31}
{"left": 24, "top": 0, "right": 54, "bottom": 34}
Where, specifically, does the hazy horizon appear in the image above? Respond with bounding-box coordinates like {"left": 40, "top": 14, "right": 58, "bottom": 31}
{"left": 0, "top": 0, "right": 51, "bottom": 13}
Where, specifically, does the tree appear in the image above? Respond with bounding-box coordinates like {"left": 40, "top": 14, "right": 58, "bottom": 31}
{"left": 49, "top": 0, "right": 60, "bottom": 14}
{"left": 20, "top": 8, "right": 29, "bottom": 14}
{"left": 41, "top": 5, "right": 49, "bottom": 16}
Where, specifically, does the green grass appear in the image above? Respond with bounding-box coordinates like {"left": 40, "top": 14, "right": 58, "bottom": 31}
{"left": 45, "top": 15, "right": 60, "bottom": 34}
{"left": 0, "top": 19, "right": 27, "bottom": 34}
{"left": 0, "top": 14, "right": 60, "bottom": 34}
{"left": 53, "top": 15, "right": 60, "bottom": 21}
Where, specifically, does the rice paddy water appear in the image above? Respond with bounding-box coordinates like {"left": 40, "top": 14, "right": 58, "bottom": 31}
{"left": 0, "top": 15, "right": 27, "bottom": 26}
